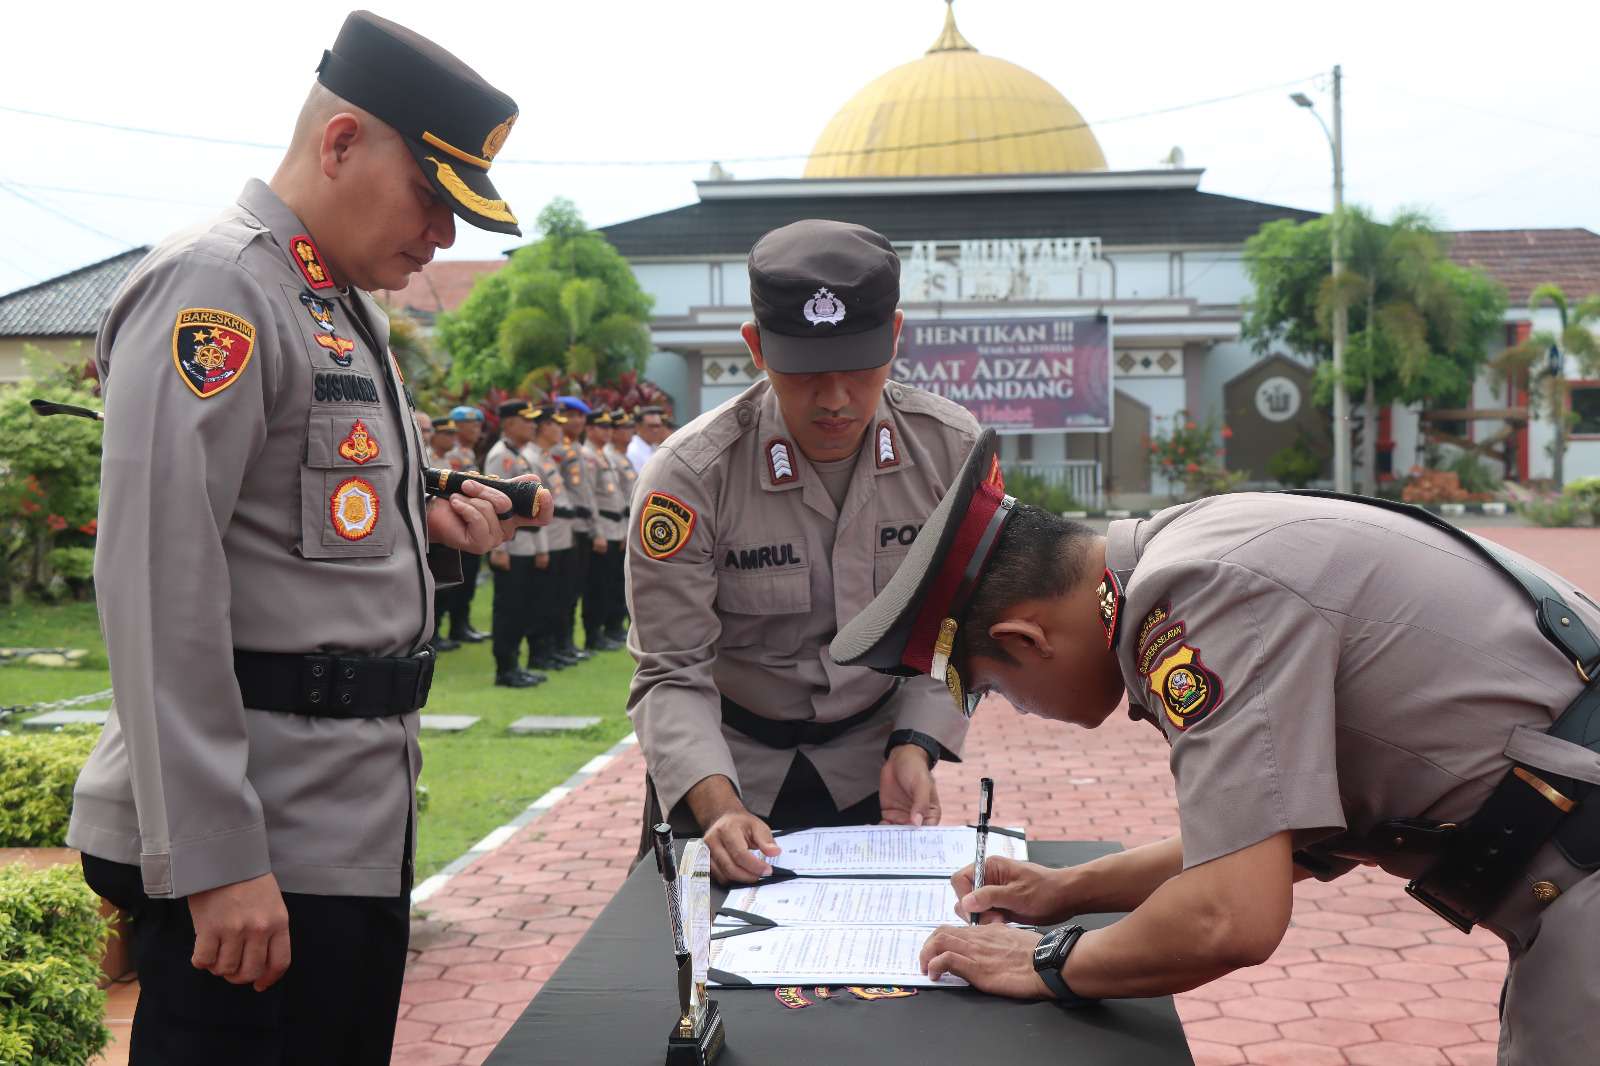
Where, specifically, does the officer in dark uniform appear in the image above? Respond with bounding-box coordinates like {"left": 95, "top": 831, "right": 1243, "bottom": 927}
{"left": 832, "top": 433, "right": 1600, "bottom": 1063}
{"left": 484, "top": 400, "right": 545, "bottom": 688}
{"left": 67, "top": 12, "right": 547, "bottom": 1065}
{"left": 440, "top": 405, "right": 490, "bottom": 644}
{"left": 553, "top": 397, "right": 597, "bottom": 661}
{"left": 526, "top": 404, "right": 579, "bottom": 671}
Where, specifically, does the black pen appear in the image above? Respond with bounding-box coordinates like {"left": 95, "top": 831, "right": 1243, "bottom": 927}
{"left": 970, "top": 777, "right": 994, "bottom": 924}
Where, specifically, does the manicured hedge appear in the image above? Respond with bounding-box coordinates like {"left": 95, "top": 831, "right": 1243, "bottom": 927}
{"left": 0, "top": 863, "right": 109, "bottom": 1065}
{"left": 0, "top": 732, "right": 100, "bottom": 847}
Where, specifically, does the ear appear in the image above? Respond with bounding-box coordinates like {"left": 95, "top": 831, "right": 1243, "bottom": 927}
{"left": 741, "top": 322, "right": 766, "bottom": 371}
{"left": 988, "top": 618, "right": 1052, "bottom": 661}
{"left": 890, "top": 308, "right": 905, "bottom": 355}
{"left": 319, "top": 113, "right": 362, "bottom": 179}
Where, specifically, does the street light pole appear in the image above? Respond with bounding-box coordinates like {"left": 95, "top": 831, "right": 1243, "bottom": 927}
{"left": 1293, "top": 68, "right": 1351, "bottom": 493}
{"left": 1330, "top": 65, "right": 1350, "bottom": 494}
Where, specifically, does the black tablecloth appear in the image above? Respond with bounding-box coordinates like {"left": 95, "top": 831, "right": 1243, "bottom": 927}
{"left": 488, "top": 841, "right": 1194, "bottom": 1066}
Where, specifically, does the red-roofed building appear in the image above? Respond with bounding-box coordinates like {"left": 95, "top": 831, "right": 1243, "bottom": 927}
{"left": 1449, "top": 229, "right": 1600, "bottom": 306}
{"left": 373, "top": 259, "right": 506, "bottom": 325}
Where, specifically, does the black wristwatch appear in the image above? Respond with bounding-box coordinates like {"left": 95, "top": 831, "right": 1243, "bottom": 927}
{"left": 1033, "top": 924, "right": 1096, "bottom": 1006}
{"left": 885, "top": 729, "right": 941, "bottom": 769}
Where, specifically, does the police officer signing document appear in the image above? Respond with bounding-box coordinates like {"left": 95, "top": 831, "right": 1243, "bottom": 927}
{"left": 627, "top": 220, "right": 979, "bottom": 884}
{"left": 832, "top": 432, "right": 1600, "bottom": 1065}
{"left": 66, "top": 12, "right": 550, "bottom": 1064}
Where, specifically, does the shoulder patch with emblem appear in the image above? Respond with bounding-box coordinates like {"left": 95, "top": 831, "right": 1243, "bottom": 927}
{"left": 875, "top": 420, "right": 899, "bottom": 468}
{"left": 767, "top": 438, "right": 797, "bottom": 484}
{"left": 1137, "top": 623, "right": 1187, "bottom": 676}
{"left": 172, "top": 308, "right": 256, "bottom": 399}
{"left": 846, "top": 986, "right": 917, "bottom": 1001}
{"left": 289, "top": 234, "right": 335, "bottom": 290}
{"left": 1147, "top": 644, "right": 1223, "bottom": 731}
{"left": 338, "top": 419, "right": 380, "bottom": 465}
{"left": 329, "top": 476, "right": 380, "bottom": 541}
{"left": 639, "top": 491, "right": 696, "bottom": 560}
{"left": 1096, "top": 568, "right": 1124, "bottom": 649}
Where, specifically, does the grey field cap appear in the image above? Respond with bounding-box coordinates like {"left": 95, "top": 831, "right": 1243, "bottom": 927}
{"left": 748, "top": 219, "right": 901, "bottom": 373}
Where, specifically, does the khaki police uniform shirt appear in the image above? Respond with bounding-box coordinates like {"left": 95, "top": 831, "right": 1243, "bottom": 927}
{"left": 553, "top": 438, "right": 595, "bottom": 541}
{"left": 605, "top": 442, "right": 639, "bottom": 524}
{"left": 627, "top": 379, "right": 980, "bottom": 818}
{"left": 484, "top": 439, "right": 543, "bottom": 557}
{"left": 1106, "top": 493, "right": 1600, "bottom": 899}
{"left": 442, "top": 443, "right": 476, "bottom": 471}
{"left": 68, "top": 179, "right": 437, "bottom": 899}
{"left": 587, "top": 442, "right": 627, "bottom": 543}
{"left": 528, "top": 442, "right": 575, "bottom": 552}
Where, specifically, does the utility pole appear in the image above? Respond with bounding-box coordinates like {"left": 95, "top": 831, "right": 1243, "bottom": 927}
{"left": 1330, "top": 65, "right": 1351, "bottom": 494}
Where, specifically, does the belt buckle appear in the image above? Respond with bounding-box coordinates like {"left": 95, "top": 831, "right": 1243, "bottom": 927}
{"left": 1404, "top": 880, "right": 1476, "bottom": 935}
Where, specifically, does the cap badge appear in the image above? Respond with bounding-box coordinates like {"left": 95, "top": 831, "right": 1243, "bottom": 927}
{"left": 329, "top": 476, "right": 380, "bottom": 541}
{"left": 338, "top": 419, "right": 381, "bottom": 465}
{"left": 767, "top": 438, "right": 797, "bottom": 484}
{"left": 802, "top": 287, "right": 846, "bottom": 326}
{"left": 482, "top": 113, "right": 518, "bottom": 161}
{"left": 875, "top": 421, "right": 899, "bottom": 469}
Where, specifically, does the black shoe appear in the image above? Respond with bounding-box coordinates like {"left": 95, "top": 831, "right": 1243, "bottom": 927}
{"left": 563, "top": 643, "right": 593, "bottom": 661}
{"left": 434, "top": 637, "right": 462, "bottom": 652}
{"left": 604, "top": 625, "right": 628, "bottom": 643}
{"left": 455, "top": 627, "right": 488, "bottom": 644}
{"left": 586, "top": 633, "right": 623, "bottom": 652}
{"left": 516, "top": 668, "right": 547, "bottom": 685}
{"left": 494, "top": 670, "right": 538, "bottom": 688}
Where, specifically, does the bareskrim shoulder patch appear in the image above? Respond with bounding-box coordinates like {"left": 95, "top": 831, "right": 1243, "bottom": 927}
{"left": 289, "top": 234, "right": 335, "bottom": 290}
{"left": 766, "top": 438, "right": 797, "bottom": 485}
{"left": 875, "top": 420, "right": 900, "bottom": 469}
{"left": 1147, "top": 644, "right": 1223, "bottom": 731}
{"left": 330, "top": 476, "right": 380, "bottom": 541}
{"left": 172, "top": 308, "right": 257, "bottom": 399}
{"left": 639, "top": 491, "right": 696, "bottom": 560}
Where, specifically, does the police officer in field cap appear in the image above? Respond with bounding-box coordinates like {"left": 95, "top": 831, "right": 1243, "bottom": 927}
{"left": 626, "top": 218, "right": 980, "bottom": 884}
{"left": 67, "top": 11, "right": 549, "bottom": 1064}
{"left": 831, "top": 433, "right": 1600, "bottom": 1063}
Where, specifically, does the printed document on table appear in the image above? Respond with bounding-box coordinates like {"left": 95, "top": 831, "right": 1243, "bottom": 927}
{"left": 708, "top": 925, "right": 966, "bottom": 988}
{"left": 716, "top": 879, "right": 962, "bottom": 927}
{"left": 768, "top": 825, "right": 1027, "bottom": 877}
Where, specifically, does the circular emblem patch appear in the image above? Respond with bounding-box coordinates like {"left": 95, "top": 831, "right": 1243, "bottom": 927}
{"left": 330, "top": 477, "right": 380, "bottom": 541}
{"left": 638, "top": 491, "right": 696, "bottom": 561}
{"left": 802, "top": 287, "right": 846, "bottom": 326}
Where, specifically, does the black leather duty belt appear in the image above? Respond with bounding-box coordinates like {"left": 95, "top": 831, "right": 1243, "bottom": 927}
{"left": 233, "top": 648, "right": 435, "bottom": 719}
{"left": 719, "top": 682, "right": 900, "bottom": 750}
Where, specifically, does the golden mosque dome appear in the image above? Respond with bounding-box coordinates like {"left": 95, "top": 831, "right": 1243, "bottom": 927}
{"left": 804, "top": 2, "right": 1108, "bottom": 179}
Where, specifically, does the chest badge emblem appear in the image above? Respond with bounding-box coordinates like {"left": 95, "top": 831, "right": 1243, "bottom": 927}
{"left": 329, "top": 477, "right": 380, "bottom": 541}
{"left": 314, "top": 333, "right": 357, "bottom": 367}
{"left": 802, "top": 287, "right": 845, "bottom": 326}
{"left": 338, "top": 419, "right": 381, "bottom": 465}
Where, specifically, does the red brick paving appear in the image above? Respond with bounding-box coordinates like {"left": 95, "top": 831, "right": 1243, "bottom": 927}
{"left": 404, "top": 527, "right": 1594, "bottom": 1063}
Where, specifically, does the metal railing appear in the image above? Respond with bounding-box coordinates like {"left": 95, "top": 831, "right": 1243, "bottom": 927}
{"left": 1003, "top": 461, "right": 1103, "bottom": 511}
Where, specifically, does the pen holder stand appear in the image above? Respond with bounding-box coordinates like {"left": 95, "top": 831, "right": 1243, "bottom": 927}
{"left": 665, "top": 999, "right": 724, "bottom": 1066}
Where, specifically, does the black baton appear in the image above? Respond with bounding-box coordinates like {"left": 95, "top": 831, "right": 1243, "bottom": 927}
{"left": 424, "top": 468, "right": 542, "bottom": 519}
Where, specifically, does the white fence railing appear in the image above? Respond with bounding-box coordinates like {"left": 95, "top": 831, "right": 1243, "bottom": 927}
{"left": 1003, "top": 461, "right": 1103, "bottom": 512}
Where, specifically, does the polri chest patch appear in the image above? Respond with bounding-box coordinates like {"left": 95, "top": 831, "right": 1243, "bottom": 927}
{"left": 1147, "top": 644, "right": 1223, "bottom": 731}
{"left": 172, "top": 308, "right": 256, "bottom": 399}
{"left": 877, "top": 521, "right": 923, "bottom": 552}
{"left": 639, "top": 491, "right": 696, "bottom": 560}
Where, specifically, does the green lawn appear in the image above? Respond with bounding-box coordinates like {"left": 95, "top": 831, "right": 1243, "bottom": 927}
{"left": 0, "top": 594, "right": 636, "bottom": 879}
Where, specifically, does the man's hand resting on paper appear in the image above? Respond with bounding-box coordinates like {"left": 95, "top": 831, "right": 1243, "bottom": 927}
{"left": 686, "top": 775, "right": 781, "bottom": 884}
{"left": 919, "top": 924, "right": 1052, "bottom": 998}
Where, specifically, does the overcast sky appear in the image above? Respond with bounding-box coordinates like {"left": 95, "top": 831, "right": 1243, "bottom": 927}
{"left": 2, "top": 0, "right": 1597, "bottom": 297}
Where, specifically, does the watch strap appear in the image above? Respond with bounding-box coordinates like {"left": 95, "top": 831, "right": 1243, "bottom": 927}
{"left": 1033, "top": 924, "right": 1096, "bottom": 1006}
{"left": 886, "top": 729, "right": 940, "bottom": 769}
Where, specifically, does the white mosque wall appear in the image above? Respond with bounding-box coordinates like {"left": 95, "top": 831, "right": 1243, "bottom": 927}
{"left": 631, "top": 263, "right": 715, "bottom": 316}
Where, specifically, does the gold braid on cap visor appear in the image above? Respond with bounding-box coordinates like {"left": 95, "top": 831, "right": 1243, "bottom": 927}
{"left": 423, "top": 157, "right": 519, "bottom": 225}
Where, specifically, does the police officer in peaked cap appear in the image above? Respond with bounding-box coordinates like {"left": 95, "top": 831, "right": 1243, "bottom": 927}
{"left": 626, "top": 219, "right": 981, "bottom": 884}
{"left": 68, "top": 11, "right": 549, "bottom": 1063}
{"left": 831, "top": 433, "right": 1600, "bottom": 1063}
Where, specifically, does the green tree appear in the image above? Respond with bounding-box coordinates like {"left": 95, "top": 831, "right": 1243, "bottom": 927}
{"left": 1243, "top": 207, "right": 1505, "bottom": 493}
{"left": 379, "top": 299, "right": 457, "bottom": 414}
{"left": 437, "top": 199, "right": 653, "bottom": 397}
{"left": 1491, "top": 284, "right": 1600, "bottom": 488}
{"left": 0, "top": 349, "right": 102, "bottom": 603}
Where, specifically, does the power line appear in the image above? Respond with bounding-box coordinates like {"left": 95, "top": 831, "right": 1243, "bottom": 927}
{"left": 0, "top": 74, "right": 1320, "bottom": 169}
{"left": 0, "top": 181, "right": 137, "bottom": 247}
{"left": 1369, "top": 82, "right": 1600, "bottom": 143}
{"left": 1, "top": 179, "right": 216, "bottom": 209}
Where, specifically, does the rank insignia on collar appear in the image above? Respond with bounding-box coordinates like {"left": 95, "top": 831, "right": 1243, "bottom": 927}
{"left": 299, "top": 290, "right": 336, "bottom": 332}
{"left": 329, "top": 476, "right": 380, "bottom": 541}
{"left": 1096, "top": 568, "right": 1124, "bottom": 650}
{"left": 172, "top": 307, "right": 256, "bottom": 399}
{"left": 775, "top": 987, "right": 812, "bottom": 1010}
{"left": 846, "top": 986, "right": 917, "bottom": 1001}
{"left": 639, "top": 491, "right": 696, "bottom": 560}
{"left": 767, "top": 438, "right": 797, "bottom": 484}
{"left": 1147, "top": 644, "right": 1223, "bottom": 731}
{"left": 289, "top": 234, "right": 335, "bottom": 290}
{"left": 802, "top": 287, "right": 846, "bottom": 326}
{"left": 338, "top": 419, "right": 380, "bottom": 465}
{"left": 875, "top": 421, "right": 899, "bottom": 468}
{"left": 314, "top": 333, "right": 357, "bottom": 367}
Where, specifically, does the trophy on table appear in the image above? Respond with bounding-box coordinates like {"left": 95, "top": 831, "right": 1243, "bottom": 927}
{"left": 652, "top": 824, "right": 726, "bottom": 1066}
